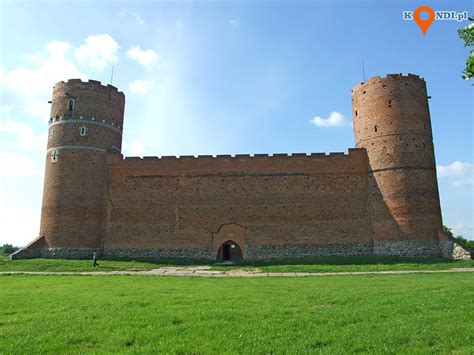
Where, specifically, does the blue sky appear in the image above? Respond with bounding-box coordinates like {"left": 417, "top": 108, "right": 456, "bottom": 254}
{"left": 0, "top": 0, "right": 472, "bottom": 246}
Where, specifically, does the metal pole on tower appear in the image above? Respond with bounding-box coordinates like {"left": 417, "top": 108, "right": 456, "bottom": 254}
{"left": 362, "top": 60, "right": 366, "bottom": 82}
{"left": 110, "top": 64, "right": 114, "bottom": 85}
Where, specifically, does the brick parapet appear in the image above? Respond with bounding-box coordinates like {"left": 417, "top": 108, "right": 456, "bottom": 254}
{"left": 107, "top": 149, "right": 368, "bottom": 177}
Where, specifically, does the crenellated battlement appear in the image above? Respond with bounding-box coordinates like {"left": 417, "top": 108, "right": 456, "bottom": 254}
{"left": 106, "top": 148, "right": 368, "bottom": 181}
{"left": 351, "top": 73, "right": 425, "bottom": 93}
{"left": 54, "top": 79, "right": 125, "bottom": 97}
{"left": 119, "top": 148, "right": 365, "bottom": 162}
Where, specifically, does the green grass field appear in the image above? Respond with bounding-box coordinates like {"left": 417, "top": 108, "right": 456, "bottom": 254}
{"left": 0, "top": 256, "right": 168, "bottom": 272}
{"left": 1, "top": 255, "right": 473, "bottom": 273}
{"left": 1, "top": 273, "right": 473, "bottom": 353}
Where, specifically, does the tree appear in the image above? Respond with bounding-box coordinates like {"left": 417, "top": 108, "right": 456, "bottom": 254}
{"left": 444, "top": 225, "right": 474, "bottom": 250}
{"left": 458, "top": 19, "right": 474, "bottom": 81}
{"left": 442, "top": 225, "right": 454, "bottom": 238}
{"left": 0, "top": 244, "right": 18, "bottom": 255}
{"left": 455, "top": 235, "right": 474, "bottom": 250}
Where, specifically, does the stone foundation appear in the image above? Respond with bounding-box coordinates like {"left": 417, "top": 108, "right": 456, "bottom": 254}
{"left": 103, "top": 248, "right": 215, "bottom": 260}
{"left": 12, "top": 238, "right": 471, "bottom": 261}
{"left": 10, "top": 246, "right": 43, "bottom": 259}
{"left": 373, "top": 240, "right": 441, "bottom": 257}
{"left": 41, "top": 247, "right": 101, "bottom": 259}
{"left": 10, "top": 235, "right": 45, "bottom": 260}
{"left": 245, "top": 242, "right": 373, "bottom": 260}
{"left": 12, "top": 247, "right": 102, "bottom": 260}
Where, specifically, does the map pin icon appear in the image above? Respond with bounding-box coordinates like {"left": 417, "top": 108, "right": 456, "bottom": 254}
{"left": 414, "top": 6, "right": 435, "bottom": 35}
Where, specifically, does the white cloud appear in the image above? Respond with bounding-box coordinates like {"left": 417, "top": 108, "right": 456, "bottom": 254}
{"left": 0, "top": 119, "right": 47, "bottom": 152}
{"left": 24, "top": 101, "right": 51, "bottom": 119}
{"left": 438, "top": 161, "right": 474, "bottom": 188}
{"left": 309, "top": 111, "right": 351, "bottom": 128}
{"left": 2, "top": 40, "right": 86, "bottom": 119}
{"left": 453, "top": 179, "right": 474, "bottom": 187}
{"left": 4, "top": 41, "right": 85, "bottom": 99}
{"left": 75, "top": 34, "right": 119, "bottom": 70}
{"left": 437, "top": 161, "right": 474, "bottom": 177}
{"left": 229, "top": 19, "right": 239, "bottom": 26}
{"left": 122, "top": 139, "right": 155, "bottom": 157}
{"left": 0, "top": 205, "right": 41, "bottom": 246}
{"left": 129, "top": 80, "right": 152, "bottom": 95}
{"left": 1, "top": 105, "right": 12, "bottom": 113}
{"left": 119, "top": 9, "right": 144, "bottom": 24}
{"left": 126, "top": 45, "right": 159, "bottom": 66}
{"left": 0, "top": 152, "right": 42, "bottom": 176}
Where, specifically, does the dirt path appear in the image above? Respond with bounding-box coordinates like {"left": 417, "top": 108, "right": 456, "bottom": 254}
{"left": 1, "top": 267, "right": 474, "bottom": 277}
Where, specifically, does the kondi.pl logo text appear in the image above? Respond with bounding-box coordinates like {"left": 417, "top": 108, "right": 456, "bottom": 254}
{"left": 403, "top": 6, "right": 469, "bottom": 35}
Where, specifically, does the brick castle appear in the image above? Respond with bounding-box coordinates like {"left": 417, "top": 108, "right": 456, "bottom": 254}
{"left": 12, "top": 73, "right": 470, "bottom": 260}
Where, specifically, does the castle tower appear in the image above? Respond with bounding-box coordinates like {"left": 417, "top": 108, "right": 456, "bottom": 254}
{"left": 39, "top": 79, "right": 125, "bottom": 257}
{"left": 352, "top": 74, "right": 442, "bottom": 256}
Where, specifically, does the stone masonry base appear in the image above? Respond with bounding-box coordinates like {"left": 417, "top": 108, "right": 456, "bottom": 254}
{"left": 373, "top": 240, "right": 441, "bottom": 257}
{"left": 10, "top": 239, "right": 471, "bottom": 260}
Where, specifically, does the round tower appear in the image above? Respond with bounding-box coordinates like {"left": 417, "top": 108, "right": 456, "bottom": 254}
{"left": 352, "top": 74, "right": 442, "bottom": 256}
{"left": 40, "top": 79, "right": 125, "bottom": 258}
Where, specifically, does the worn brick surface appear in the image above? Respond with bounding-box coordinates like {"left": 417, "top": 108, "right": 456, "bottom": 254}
{"left": 104, "top": 151, "right": 372, "bottom": 258}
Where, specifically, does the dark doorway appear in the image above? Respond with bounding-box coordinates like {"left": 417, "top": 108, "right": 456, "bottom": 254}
{"left": 223, "top": 244, "right": 231, "bottom": 261}
{"left": 217, "top": 240, "right": 243, "bottom": 262}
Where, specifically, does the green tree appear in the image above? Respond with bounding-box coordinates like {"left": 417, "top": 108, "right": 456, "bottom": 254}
{"left": 458, "top": 19, "right": 474, "bottom": 80}
{"left": 442, "top": 225, "right": 454, "bottom": 238}
{"left": 455, "top": 235, "right": 474, "bottom": 250}
{"left": 444, "top": 225, "right": 473, "bottom": 250}
{"left": 0, "top": 244, "right": 18, "bottom": 255}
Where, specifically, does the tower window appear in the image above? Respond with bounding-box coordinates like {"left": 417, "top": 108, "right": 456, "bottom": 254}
{"left": 374, "top": 125, "right": 378, "bottom": 132}
{"left": 67, "top": 98, "right": 75, "bottom": 118}
{"left": 51, "top": 150, "right": 59, "bottom": 163}
{"left": 67, "top": 98, "right": 75, "bottom": 112}
{"left": 79, "top": 126, "right": 88, "bottom": 136}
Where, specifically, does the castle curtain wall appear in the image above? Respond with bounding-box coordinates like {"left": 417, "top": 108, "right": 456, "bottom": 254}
{"left": 103, "top": 150, "right": 373, "bottom": 259}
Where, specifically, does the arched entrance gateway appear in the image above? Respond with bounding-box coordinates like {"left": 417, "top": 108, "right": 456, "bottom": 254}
{"left": 217, "top": 240, "right": 243, "bottom": 262}
{"left": 212, "top": 223, "right": 246, "bottom": 262}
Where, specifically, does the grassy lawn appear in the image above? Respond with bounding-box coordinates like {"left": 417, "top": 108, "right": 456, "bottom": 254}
{"left": 1, "top": 255, "right": 473, "bottom": 273}
{"left": 211, "top": 256, "right": 474, "bottom": 273}
{"left": 0, "top": 256, "right": 163, "bottom": 272}
{"left": 0, "top": 274, "right": 473, "bottom": 353}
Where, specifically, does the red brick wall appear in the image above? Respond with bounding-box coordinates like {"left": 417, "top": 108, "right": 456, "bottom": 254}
{"left": 103, "top": 150, "right": 373, "bottom": 253}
